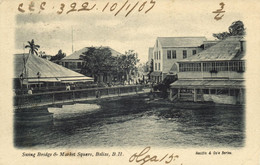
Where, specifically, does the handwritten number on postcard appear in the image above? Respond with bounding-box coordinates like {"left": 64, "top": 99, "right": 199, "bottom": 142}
{"left": 57, "top": 3, "right": 65, "bottom": 14}
{"left": 67, "top": 2, "right": 77, "bottom": 14}
{"left": 145, "top": 0, "right": 155, "bottom": 13}
{"left": 17, "top": 0, "right": 156, "bottom": 16}
{"left": 212, "top": 2, "right": 225, "bottom": 20}
{"left": 78, "top": 2, "right": 96, "bottom": 12}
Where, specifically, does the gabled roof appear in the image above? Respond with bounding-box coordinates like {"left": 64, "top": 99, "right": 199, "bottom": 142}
{"left": 14, "top": 54, "right": 93, "bottom": 82}
{"left": 180, "top": 36, "right": 245, "bottom": 62}
{"left": 62, "top": 46, "right": 123, "bottom": 60}
{"left": 157, "top": 37, "right": 206, "bottom": 48}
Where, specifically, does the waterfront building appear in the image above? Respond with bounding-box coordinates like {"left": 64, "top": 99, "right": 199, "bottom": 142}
{"left": 149, "top": 37, "right": 206, "bottom": 83}
{"left": 59, "top": 46, "right": 123, "bottom": 83}
{"left": 14, "top": 53, "right": 93, "bottom": 92}
{"left": 169, "top": 36, "right": 245, "bottom": 104}
{"left": 59, "top": 46, "right": 122, "bottom": 72}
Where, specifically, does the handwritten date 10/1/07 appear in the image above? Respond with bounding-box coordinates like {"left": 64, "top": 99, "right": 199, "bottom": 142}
{"left": 129, "top": 147, "right": 182, "bottom": 165}
{"left": 18, "top": 0, "right": 156, "bottom": 17}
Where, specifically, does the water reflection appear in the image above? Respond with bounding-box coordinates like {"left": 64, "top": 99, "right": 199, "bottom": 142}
{"left": 14, "top": 96, "right": 244, "bottom": 148}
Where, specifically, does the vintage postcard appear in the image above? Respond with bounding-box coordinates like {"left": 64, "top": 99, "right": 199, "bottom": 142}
{"left": 0, "top": 0, "right": 260, "bottom": 164}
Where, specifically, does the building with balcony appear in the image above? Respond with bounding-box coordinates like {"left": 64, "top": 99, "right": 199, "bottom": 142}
{"left": 169, "top": 36, "right": 245, "bottom": 105}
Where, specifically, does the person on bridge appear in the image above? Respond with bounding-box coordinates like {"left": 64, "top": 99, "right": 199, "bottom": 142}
{"left": 66, "top": 84, "right": 71, "bottom": 91}
{"left": 28, "top": 88, "right": 33, "bottom": 94}
{"left": 95, "top": 90, "right": 100, "bottom": 98}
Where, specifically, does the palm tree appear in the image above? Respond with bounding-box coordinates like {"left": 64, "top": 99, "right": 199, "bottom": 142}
{"left": 25, "top": 39, "right": 40, "bottom": 55}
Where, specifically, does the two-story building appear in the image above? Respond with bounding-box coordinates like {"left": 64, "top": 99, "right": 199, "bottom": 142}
{"left": 150, "top": 37, "right": 206, "bottom": 83}
{"left": 59, "top": 46, "right": 123, "bottom": 72}
{"left": 59, "top": 46, "right": 123, "bottom": 83}
{"left": 169, "top": 36, "right": 245, "bottom": 105}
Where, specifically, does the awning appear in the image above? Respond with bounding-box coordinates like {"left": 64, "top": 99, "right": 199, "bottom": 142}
{"left": 142, "top": 72, "right": 150, "bottom": 76}
{"left": 27, "top": 78, "right": 60, "bottom": 83}
{"left": 170, "top": 79, "right": 244, "bottom": 88}
{"left": 58, "top": 77, "right": 94, "bottom": 83}
{"left": 150, "top": 71, "right": 162, "bottom": 76}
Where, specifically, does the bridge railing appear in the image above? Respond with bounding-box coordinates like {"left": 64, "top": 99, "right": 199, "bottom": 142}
{"left": 14, "top": 85, "right": 144, "bottom": 108}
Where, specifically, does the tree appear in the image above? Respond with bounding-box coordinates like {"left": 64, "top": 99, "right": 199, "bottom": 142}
{"left": 25, "top": 39, "right": 40, "bottom": 55}
{"left": 118, "top": 50, "right": 140, "bottom": 83}
{"left": 149, "top": 59, "right": 154, "bottom": 73}
{"left": 80, "top": 47, "right": 115, "bottom": 82}
{"left": 213, "top": 20, "right": 245, "bottom": 40}
{"left": 228, "top": 21, "right": 245, "bottom": 36}
{"left": 50, "top": 49, "right": 66, "bottom": 61}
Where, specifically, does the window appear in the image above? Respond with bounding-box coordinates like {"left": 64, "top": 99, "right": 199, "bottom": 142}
{"left": 154, "top": 52, "right": 156, "bottom": 59}
{"left": 202, "top": 61, "right": 245, "bottom": 72}
{"left": 202, "top": 89, "right": 209, "bottom": 94}
{"left": 159, "top": 51, "right": 161, "bottom": 59}
{"left": 210, "top": 89, "right": 216, "bottom": 94}
{"left": 183, "top": 50, "right": 187, "bottom": 59}
{"left": 65, "top": 62, "right": 69, "bottom": 68}
{"left": 167, "top": 50, "right": 171, "bottom": 59}
{"left": 77, "top": 62, "right": 82, "bottom": 69}
{"left": 229, "top": 61, "right": 245, "bottom": 71}
{"left": 211, "top": 62, "right": 216, "bottom": 70}
{"left": 192, "top": 50, "right": 197, "bottom": 55}
{"left": 155, "top": 63, "right": 157, "bottom": 71}
{"left": 172, "top": 50, "right": 176, "bottom": 59}
{"left": 158, "top": 63, "right": 160, "bottom": 70}
{"left": 179, "top": 63, "right": 201, "bottom": 72}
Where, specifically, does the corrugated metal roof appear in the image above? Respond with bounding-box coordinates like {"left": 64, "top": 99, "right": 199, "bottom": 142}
{"left": 181, "top": 36, "right": 245, "bottom": 62}
{"left": 14, "top": 54, "right": 93, "bottom": 82}
{"left": 170, "top": 79, "right": 244, "bottom": 88}
{"left": 157, "top": 37, "right": 206, "bottom": 48}
{"left": 62, "top": 46, "right": 123, "bottom": 60}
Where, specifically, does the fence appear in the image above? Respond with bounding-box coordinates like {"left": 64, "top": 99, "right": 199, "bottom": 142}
{"left": 14, "top": 85, "right": 144, "bottom": 109}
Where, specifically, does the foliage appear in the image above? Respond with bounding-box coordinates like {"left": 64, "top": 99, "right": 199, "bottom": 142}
{"left": 25, "top": 39, "right": 40, "bottom": 55}
{"left": 38, "top": 51, "right": 46, "bottom": 57}
{"left": 117, "top": 50, "right": 140, "bottom": 81}
{"left": 50, "top": 50, "right": 66, "bottom": 61}
{"left": 80, "top": 47, "right": 115, "bottom": 79}
{"left": 149, "top": 59, "right": 154, "bottom": 73}
{"left": 137, "top": 62, "right": 149, "bottom": 73}
{"left": 213, "top": 20, "right": 245, "bottom": 40}
{"left": 80, "top": 48, "right": 139, "bottom": 82}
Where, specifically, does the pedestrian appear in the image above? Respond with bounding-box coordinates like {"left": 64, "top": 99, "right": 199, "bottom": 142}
{"left": 28, "top": 88, "right": 33, "bottom": 94}
{"left": 95, "top": 90, "right": 99, "bottom": 98}
{"left": 66, "top": 84, "right": 71, "bottom": 91}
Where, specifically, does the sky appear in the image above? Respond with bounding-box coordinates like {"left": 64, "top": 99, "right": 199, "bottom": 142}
{"left": 15, "top": 0, "right": 244, "bottom": 63}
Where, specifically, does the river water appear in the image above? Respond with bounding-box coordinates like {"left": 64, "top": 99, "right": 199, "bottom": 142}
{"left": 14, "top": 95, "right": 244, "bottom": 148}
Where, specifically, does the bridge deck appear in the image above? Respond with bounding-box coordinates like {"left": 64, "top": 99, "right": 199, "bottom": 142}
{"left": 14, "top": 85, "right": 150, "bottom": 110}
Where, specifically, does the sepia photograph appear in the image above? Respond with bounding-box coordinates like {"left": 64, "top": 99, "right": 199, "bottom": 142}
{"left": 1, "top": 0, "right": 260, "bottom": 164}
